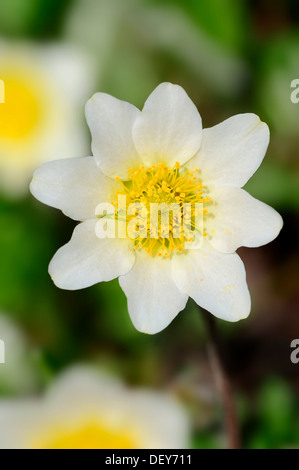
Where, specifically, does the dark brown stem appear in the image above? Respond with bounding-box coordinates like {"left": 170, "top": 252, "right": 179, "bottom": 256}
{"left": 201, "top": 309, "right": 241, "bottom": 449}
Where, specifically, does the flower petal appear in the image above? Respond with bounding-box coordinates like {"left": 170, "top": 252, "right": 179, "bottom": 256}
{"left": 49, "top": 219, "right": 135, "bottom": 290}
{"left": 30, "top": 157, "right": 119, "bottom": 221}
{"left": 119, "top": 251, "right": 188, "bottom": 334}
{"left": 172, "top": 244, "right": 251, "bottom": 322}
{"left": 207, "top": 187, "right": 283, "bottom": 253}
{"left": 132, "top": 82, "right": 202, "bottom": 167}
{"left": 128, "top": 390, "right": 190, "bottom": 449}
{"left": 0, "top": 401, "right": 43, "bottom": 449}
{"left": 189, "top": 113, "right": 270, "bottom": 188}
{"left": 85, "top": 93, "right": 142, "bottom": 179}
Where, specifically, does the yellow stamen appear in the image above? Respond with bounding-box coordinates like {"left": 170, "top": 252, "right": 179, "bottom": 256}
{"left": 112, "top": 162, "right": 211, "bottom": 258}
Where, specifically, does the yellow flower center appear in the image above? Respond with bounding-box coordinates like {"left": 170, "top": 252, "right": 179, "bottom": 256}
{"left": 113, "top": 162, "right": 211, "bottom": 257}
{"left": 0, "top": 71, "right": 42, "bottom": 141}
{"left": 33, "top": 421, "right": 138, "bottom": 449}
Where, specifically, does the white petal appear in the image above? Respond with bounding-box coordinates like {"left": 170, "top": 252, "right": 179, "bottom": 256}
{"left": 207, "top": 187, "right": 283, "bottom": 253}
{"left": 127, "top": 390, "right": 190, "bottom": 449}
{"left": 49, "top": 219, "right": 135, "bottom": 290}
{"left": 172, "top": 244, "right": 251, "bottom": 322}
{"left": 189, "top": 113, "right": 270, "bottom": 188}
{"left": 119, "top": 251, "right": 188, "bottom": 334}
{"left": 30, "top": 157, "right": 119, "bottom": 221}
{"left": 46, "top": 366, "right": 124, "bottom": 405}
{"left": 133, "top": 82, "right": 202, "bottom": 167}
{"left": 85, "top": 93, "right": 142, "bottom": 179}
{"left": 0, "top": 401, "right": 43, "bottom": 449}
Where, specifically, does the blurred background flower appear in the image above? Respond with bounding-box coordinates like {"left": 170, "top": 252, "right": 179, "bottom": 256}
{"left": 0, "top": 39, "right": 95, "bottom": 196}
{"left": 0, "top": 365, "right": 189, "bottom": 449}
{"left": 0, "top": 0, "right": 298, "bottom": 449}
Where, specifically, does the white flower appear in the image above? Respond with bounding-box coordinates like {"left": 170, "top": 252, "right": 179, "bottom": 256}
{"left": 30, "top": 83, "right": 283, "bottom": 334}
{"left": 0, "top": 39, "right": 94, "bottom": 196}
{"left": 0, "top": 366, "right": 189, "bottom": 449}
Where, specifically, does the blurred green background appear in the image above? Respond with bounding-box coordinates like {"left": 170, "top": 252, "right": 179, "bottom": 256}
{"left": 0, "top": 0, "right": 298, "bottom": 449}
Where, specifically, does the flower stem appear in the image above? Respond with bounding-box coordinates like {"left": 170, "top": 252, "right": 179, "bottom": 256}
{"left": 201, "top": 309, "right": 241, "bottom": 449}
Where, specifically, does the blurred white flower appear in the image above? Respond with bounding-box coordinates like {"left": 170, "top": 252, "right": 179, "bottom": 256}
{"left": 65, "top": 0, "right": 247, "bottom": 100}
{"left": 0, "top": 366, "right": 190, "bottom": 449}
{"left": 0, "top": 40, "right": 95, "bottom": 196}
{"left": 0, "top": 313, "right": 36, "bottom": 393}
{"left": 30, "top": 83, "right": 283, "bottom": 334}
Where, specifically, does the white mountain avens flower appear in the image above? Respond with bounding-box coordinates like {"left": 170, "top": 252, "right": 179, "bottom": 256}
{"left": 30, "top": 83, "right": 283, "bottom": 334}
{"left": 0, "top": 366, "right": 189, "bottom": 449}
{"left": 0, "top": 40, "right": 94, "bottom": 196}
